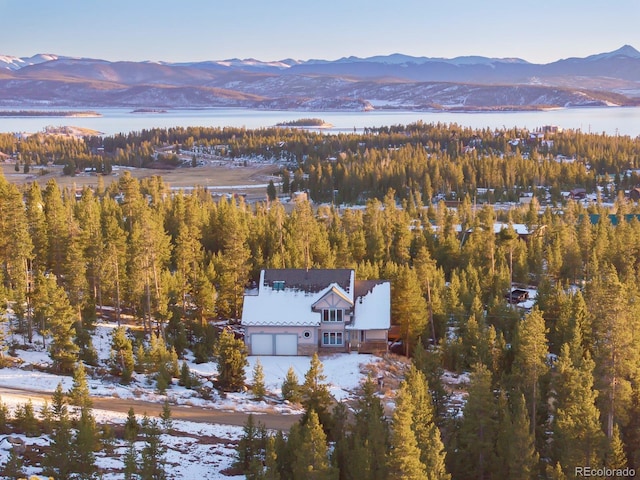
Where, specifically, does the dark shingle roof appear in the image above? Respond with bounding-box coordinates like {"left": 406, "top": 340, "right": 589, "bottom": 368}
{"left": 263, "top": 269, "right": 352, "bottom": 293}
{"left": 354, "top": 279, "right": 386, "bottom": 299}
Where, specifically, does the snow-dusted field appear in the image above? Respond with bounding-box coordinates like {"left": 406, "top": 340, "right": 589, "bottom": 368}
{"left": 0, "top": 322, "right": 382, "bottom": 479}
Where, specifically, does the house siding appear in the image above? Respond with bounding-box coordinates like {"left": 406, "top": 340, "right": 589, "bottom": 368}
{"left": 348, "top": 329, "right": 388, "bottom": 354}
{"left": 365, "top": 329, "right": 387, "bottom": 340}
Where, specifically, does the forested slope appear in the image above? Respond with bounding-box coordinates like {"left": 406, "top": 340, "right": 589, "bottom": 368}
{"left": 0, "top": 124, "right": 639, "bottom": 478}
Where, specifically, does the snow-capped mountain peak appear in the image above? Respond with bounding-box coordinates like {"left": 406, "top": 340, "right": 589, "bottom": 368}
{"left": 585, "top": 44, "right": 640, "bottom": 61}
{"left": 0, "top": 53, "right": 60, "bottom": 70}
{"left": 0, "top": 55, "right": 27, "bottom": 71}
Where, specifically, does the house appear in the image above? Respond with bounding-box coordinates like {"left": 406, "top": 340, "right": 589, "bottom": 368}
{"left": 570, "top": 188, "right": 586, "bottom": 200}
{"left": 241, "top": 269, "right": 391, "bottom": 356}
{"left": 457, "top": 222, "right": 545, "bottom": 246}
{"left": 505, "top": 288, "right": 529, "bottom": 304}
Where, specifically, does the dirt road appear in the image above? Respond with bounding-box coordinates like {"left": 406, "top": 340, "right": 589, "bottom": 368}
{"left": 0, "top": 386, "right": 300, "bottom": 431}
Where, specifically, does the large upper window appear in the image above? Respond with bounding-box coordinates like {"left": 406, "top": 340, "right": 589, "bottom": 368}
{"left": 322, "top": 332, "right": 343, "bottom": 346}
{"left": 322, "top": 308, "right": 343, "bottom": 322}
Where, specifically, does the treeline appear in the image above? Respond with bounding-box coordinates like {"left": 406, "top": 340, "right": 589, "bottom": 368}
{"left": 3, "top": 122, "right": 640, "bottom": 203}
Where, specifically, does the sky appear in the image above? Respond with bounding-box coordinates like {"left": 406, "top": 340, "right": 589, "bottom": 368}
{"left": 1, "top": 0, "right": 639, "bottom": 64}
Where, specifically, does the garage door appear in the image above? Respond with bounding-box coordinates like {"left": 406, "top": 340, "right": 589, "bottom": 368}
{"left": 251, "top": 334, "right": 274, "bottom": 355}
{"left": 275, "top": 334, "right": 298, "bottom": 355}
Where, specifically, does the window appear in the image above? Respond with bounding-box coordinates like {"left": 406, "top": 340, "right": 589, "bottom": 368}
{"left": 303, "top": 331, "right": 311, "bottom": 339}
{"left": 322, "top": 309, "right": 343, "bottom": 322}
{"left": 273, "top": 281, "right": 285, "bottom": 291}
{"left": 322, "top": 332, "right": 343, "bottom": 346}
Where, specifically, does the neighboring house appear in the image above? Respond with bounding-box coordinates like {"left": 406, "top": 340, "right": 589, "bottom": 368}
{"left": 457, "top": 222, "right": 545, "bottom": 245}
{"left": 505, "top": 288, "right": 529, "bottom": 304}
{"left": 570, "top": 188, "right": 586, "bottom": 200}
{"left": 241, "top": 269, "right": 391, "bottom": 356}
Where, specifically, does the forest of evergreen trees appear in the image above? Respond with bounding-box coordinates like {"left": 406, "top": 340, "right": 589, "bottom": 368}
{"left": 1, "top": 123, "right": 640, "bottom": 478}
{"left": 4, "top": 121, "right": 640, "bottom": 204}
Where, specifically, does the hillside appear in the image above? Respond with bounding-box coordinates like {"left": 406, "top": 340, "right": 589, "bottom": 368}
{"left": 0, "top": 45, "right": 639, "bottom": 110}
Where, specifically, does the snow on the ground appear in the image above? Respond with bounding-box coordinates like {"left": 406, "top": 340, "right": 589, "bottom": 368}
{"left": 442, "top": 370, "right": 470, "bottom": 419}
{"left": 441, "top": 370, "right": 470, "bottom": 386}
{"left": 0, "top": 400, "right": 245, "bottom": 480}
{"left": 1, "top": 335, "right": 380, "bottom": 415}
{"left": 245, "top": 353, "right": 380, "bottom": 402}
{"left": 0, "top": 318, "right": 384, "bottom": 478}
{"left": 3, "top": 327, "right": 379, "bottom": 411}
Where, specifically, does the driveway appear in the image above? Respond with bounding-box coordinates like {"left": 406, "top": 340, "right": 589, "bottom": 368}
{"left": 0, "top": 386, "right": 300, "bottom": 431}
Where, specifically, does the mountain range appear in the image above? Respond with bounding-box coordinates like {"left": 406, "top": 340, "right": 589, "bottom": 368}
{"left": 1, "top": 46, "right": 639, "bottom": 111}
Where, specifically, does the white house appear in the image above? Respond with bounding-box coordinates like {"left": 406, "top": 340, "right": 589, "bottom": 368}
{"left": 241, "top": 269, "right": 391, "bottom": 356}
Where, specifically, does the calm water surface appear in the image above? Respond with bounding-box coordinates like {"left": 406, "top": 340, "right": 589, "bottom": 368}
{"left": 0, "top": 107, "right": 639, "bottom": 137}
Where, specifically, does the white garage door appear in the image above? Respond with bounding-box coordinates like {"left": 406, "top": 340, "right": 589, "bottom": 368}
{"left": 275, "top": 334, "right": 298, "bottom": 355}
{"left": 251, "top": 334, "right": 274, "bottom": 355}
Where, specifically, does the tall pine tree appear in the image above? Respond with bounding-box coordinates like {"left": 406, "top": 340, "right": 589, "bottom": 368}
{"left": 291, "top": 410, "right": 336, "bottom": 480}
{"left": 450, "top": 363, "right": 498, "bottom": 480}
{"left": 404, "top": 366, "right": 449, "bottom": 480}
{"left": 387, "top": 381, "right": 427, "bottom": 480}
{"left": 512, "top": 307, "right": 549, "bottom": 442}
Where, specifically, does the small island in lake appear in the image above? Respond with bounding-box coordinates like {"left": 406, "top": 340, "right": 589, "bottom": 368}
{"left": 0, "top": 110, "right": 101, "bottom": 117}
{"left": 131, "top": 108, "right": 168, "bottom": 114}
{"left": 276, "top": 118, "right": 333, "bottom": 128}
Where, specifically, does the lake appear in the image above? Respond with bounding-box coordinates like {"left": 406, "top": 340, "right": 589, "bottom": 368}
{"left": 0, "top": 106, "right": 639, "bottom": 137}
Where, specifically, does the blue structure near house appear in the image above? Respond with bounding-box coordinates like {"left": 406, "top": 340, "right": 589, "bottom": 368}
{"left": 584, "top": 214, "right": 640, "bottom": 226}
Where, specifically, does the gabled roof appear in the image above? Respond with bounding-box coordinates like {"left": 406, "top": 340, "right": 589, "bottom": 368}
{"left": 242, "top": 286, "right": 327, "bottom": 327}
{"left": 311, "top": 284, "right": 353, "bottom": 309}
{"left": 242, "top": 269, "right": 389, "bottom": 331}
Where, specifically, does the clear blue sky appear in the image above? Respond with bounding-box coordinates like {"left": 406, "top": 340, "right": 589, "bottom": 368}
{"left": 2, "top": 0, "right": 639, "bottom": 64}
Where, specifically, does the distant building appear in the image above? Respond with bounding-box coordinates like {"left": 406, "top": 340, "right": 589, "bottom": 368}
{"left": 519, "top": 193, "right": 533, "bottom": 204}
{"left": 505, "top": 288, "right": 529, "bottom": 304}
{"left": 570, "top": 188, "right": 587, "bottom": 200}
{"left": 457, "top": 223, "right": 544, "bottom": 245}
{"left": 291, "top": 191, "right": 309, "bottom": 203}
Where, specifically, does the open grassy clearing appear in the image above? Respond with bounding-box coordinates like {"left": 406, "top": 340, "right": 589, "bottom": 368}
{"left": 1, "top": 162, "right": 280, "bottom": 193}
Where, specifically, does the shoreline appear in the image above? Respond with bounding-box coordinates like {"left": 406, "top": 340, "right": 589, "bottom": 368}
{"left": 0, "top": 110, "right": 102, "bottom": 118}
{"left": 0, "top": 105, "right": 636, "bottom": 137}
